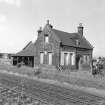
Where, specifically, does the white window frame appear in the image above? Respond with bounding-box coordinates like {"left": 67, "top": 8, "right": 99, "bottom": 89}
{"left": 87, "top": 55, "right": 90, "bottom": 64}
{"left": 66, "top": 53, "right": 70, "bottom": 65}
{"left": 61, "top": 52, "right": 64, "bottom": 65}
{"left": 83, "top": 55, "right": 86, "bottom": 64}
{"left": 40, "top": 52, "right": 44, "bottom": 64}
{"left": 83, "top": 55, "right": 90, "bottom": 64}
{"left": 48, "top": 52, "right": 52, "bottom": 65}
{"left": 71, "top": 52, "right": 75, "bottom": 65}
{"left": 76, "top": 40, "right": 79, "bottom": 46}
{"left": 61, "top": 51, "right": 75, "bottom": 66}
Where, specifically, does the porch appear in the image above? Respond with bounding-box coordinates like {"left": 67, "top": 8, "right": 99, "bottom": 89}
{"left": 12, "top": 56, "right": 34, "bottom": 67}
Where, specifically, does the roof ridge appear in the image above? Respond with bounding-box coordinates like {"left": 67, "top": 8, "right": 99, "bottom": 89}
{"left": 82, "top": 36, "right": 94, "bottom": 49}
{"left": 52, "top": 28, "right": 77, "bottom": 35}
{"left": 52, "top": 28, "right": 93, "bottom": 50}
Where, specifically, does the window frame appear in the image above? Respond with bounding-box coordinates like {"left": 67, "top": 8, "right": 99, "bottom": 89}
{"left": 40, "top": 52, "right": 44, "bottom": 64}
{"left": 76, "top": 39, "right": 80, "bottom": 46}
{"left": 44, "top": 34, "right": 49, "bottom": 43}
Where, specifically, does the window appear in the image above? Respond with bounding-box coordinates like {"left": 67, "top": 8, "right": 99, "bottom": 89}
{"left": 87, "top": 56, "right": 90, "bottom": 64}
{"left": 76, "top": 40, "right": 80, "bottom": 46}
{"left": 84, "top": 55, "right": 90, "bottom": 64}
{"left": 61, "top": 52, "right": 75, "bottom": 66}
{"left": 48, "top": 52, "right": 52, "bottom": 65}
{"left": 44, "top": 34, "right": 49, "bottom": 43}
{"left": 40, "top": 52, "right": 44, "bottom": 64}
{"left": 61, "top": 52, "right": 64, "bottom": 65}
{"left": 66, "top": 53, "right": 70, "bottom": 65}
{"left": 71, "top": 53, "right": 75, "bottom": 65}
{"left": 83, "top": 55, "right": 86, "bottom": 64}
{"left": 64, "top": 53, "right": 68, "bottom": 65}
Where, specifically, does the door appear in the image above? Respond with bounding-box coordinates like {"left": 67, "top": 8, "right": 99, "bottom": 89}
{"left": 48, "top": 53, "right": 52, "bottom": 65}
{"left": 76, "top": 55, "right": 81, "bottom": 69}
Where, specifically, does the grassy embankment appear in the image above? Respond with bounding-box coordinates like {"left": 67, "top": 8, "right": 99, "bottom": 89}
{"left": 0, "top": 64, "right": 105, "bottom": 90}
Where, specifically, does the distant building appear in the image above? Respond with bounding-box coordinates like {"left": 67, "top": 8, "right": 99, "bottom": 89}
{"left": 0, "top": 53, "right": 13, "bottom": 65}
{"left": 12, "top": 21, "right": 93, "bottom": 70}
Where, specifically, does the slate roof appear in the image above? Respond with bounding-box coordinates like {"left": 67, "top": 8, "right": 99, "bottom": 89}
{"left": 13, "top": 27, "right": 93, "bottom": 57}
{"left": 52, "top": 29, "right": 93, "bottom": 49}
{"left": 13, "top": 41, "right": 35, "bottom": 56}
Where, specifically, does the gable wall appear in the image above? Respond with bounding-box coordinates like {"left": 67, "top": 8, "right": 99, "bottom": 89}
{"left": 34, "top": 24, "right": 93, "bottom": 71}
{"left": 60, "top": 45, "right": 93, "bottom": 70}
{"left": 34, "top": 25, "right": 60, "bottom": 66}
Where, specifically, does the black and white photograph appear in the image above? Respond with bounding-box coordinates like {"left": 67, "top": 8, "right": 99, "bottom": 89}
{"left": 0, "top": 0, "right": 105, "bottom": 104}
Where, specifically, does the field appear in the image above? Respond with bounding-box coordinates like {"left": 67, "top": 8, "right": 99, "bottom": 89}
{"left": 0, "top": 72, "right": 105, "bottom": 105}
{"left": 0, "top": 64, "right": 105, "bottom": 90}
{"left": 0, "top": 64, "right": 34, "bottom": 76}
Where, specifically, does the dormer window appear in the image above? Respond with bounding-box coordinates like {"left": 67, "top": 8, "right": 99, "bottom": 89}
{"left": 76, "top": 40, "right": 80, "bottom": 46}
{"left": 44, "top": 34, "right": 49, "bottom": 43}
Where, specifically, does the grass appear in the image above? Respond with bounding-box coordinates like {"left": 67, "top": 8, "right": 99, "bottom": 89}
{"left": 0, "top": 64, "right": 35, "bottom": 76}
{"left": 0, "top": 64, "right": 105, "bottom": 90}
{"left": 38, "top": 69, "right": 105, "bottom": 90}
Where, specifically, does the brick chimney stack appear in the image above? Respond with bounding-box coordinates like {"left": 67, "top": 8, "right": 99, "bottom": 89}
{"left": 47, "top": 20, "right": 49, "bottom": 25}
{"left": 46, "top": 20, "right": 53, "bottom": 28}
{"left": 78, "top": 23, "right": 84, "bottom": 38}
{"left": 37, "top": 27, "right": 42, "bottom": 36}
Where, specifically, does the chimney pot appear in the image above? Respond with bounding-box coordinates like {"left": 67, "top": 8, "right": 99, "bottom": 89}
{"left": 37, "top": 26, "right": 42, "bottom": 36}
{"left": 47, "top": 20, "right": 49, "bottom": 25}
{"left": 78, "top": 23, "right": 84, "bottom": 37}
{"left": 46, "top": 20, "right": 53, "bottom": 28}
{"left": 79, "top": 23, "right": 83, "bottom": 27}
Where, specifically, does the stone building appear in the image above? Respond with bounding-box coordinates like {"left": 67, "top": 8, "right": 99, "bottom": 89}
{"left": 12, "top": 20, "right": 93, "bottom": 70}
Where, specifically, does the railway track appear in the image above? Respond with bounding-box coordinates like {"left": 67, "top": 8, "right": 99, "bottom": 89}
{"left": 0, "top": 73, "right": 105, "bottom": 105}
{"left": 0, "top": 82, "right": 77, "bottom": 105}
{"left": 21, "top": 82, "right": 105, "bottom": 105}
{"left": 0, "top": 84, "right": 51, "bottom": 105}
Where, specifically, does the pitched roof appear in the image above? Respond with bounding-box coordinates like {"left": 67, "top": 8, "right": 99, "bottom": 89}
{"left": 52, "top": 29, "right": 93, "bottom": 49}
{"left": 13, "top": 41, "right": 35, "bottom": 56}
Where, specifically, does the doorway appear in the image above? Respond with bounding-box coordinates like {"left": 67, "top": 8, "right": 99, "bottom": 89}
{"left": 76, "top": 55, "right": 81, "bottom": 69}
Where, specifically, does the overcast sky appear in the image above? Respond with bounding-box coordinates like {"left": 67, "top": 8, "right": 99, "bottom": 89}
{"left": 0, "top": 0, "right": 104, "bottom": 57}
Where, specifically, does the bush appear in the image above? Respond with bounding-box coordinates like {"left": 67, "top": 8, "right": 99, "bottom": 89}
{"left": 17, "top": 63, "right": 22, "bottom": 68}
{"left": 34, "top": 68, "right": 41, "bottom": 76}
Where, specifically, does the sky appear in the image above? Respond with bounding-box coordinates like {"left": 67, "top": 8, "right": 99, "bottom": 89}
{"left": 0, "top": 0, "right": 104, "bottom": 57}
